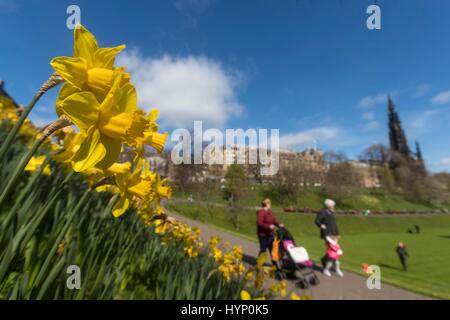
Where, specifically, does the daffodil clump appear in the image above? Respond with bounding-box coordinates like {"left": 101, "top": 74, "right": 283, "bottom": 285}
{"left": 240, "top": 290, "right": 265, "bottom": 300}
{"left": 0, "top": 96, "right": 39, "bottom": 143}
{"left": 46, "top": 24, "right": 171, "bottom": 220}
{"left": 0, "top": 23, "right": 272, "bottom": 300}
{"left": 152, "top": 218, "right": 203, "bottom": 258}
{"left": 205, "top": 238, "right": 248, "bottom": 283}
{"left": 270, "top": 280, "right": 288, "bottom": 298}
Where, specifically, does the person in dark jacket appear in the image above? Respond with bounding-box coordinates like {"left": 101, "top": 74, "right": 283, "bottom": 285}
{"left": 315, "top": 199, "right": 340, "bottom": 269}
{"left": 256, "top": 198, "right": 283, "bottom": 258}
{"left": 315, "top": 199, "right": 340, "bottom": 239}
{"left": 396, "top": 242, "right": 409, "bottom": 271}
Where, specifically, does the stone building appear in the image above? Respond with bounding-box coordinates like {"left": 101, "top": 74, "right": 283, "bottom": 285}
{"left": 347, "top": 160, "right": 381, "bottom": 188}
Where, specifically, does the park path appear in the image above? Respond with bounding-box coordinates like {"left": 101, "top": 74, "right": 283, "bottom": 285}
{"left": 167, "top": 209, "right": 432, "bottom": 300}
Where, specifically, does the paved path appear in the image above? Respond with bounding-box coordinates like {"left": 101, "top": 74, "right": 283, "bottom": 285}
{"left": 167, "top": 210, "right": 432, "bottom": 300}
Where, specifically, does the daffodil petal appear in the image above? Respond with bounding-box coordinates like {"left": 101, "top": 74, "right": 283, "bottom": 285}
{"left": 117, "top": 83, "right": 137, "bottom": 114}
{"left": 98, "top": 73, "right": 136, "bottom": 115}
{"left": 95, "top": 134, "right": 122, "bottom": 170}
{"left": 74, "top": 24, "right": 99, "bottom": 68}
{"left": 59, "top": 92, "right": 99, "bottom": 133}
{"left": 240, "top": 290, "right": 251, "bottom": 300}
{"left": 112, "top": 195, "right": 130, "bottom": 217}
{"left": 115, "top": 174, "right": 128, "bottom": 191}
{"left": 147, "top": 109, "right": 159, "bottom": 122}
{"left": 50, "top": 56, "right": 87, "bottom": 89}
{"left": 98, "top": 73, "right": 124, "bottom": 113}
{"left": 55, "top": 83, "right": 80, "bottom": 117}
{"left": 94, "top": 45, "right": 126, "bottom": 69}
{"left": 130, "top": 158, "right": 145, "bottom": 181}
{"left": 72, "top": 128, "right": 106, "bottom": 172}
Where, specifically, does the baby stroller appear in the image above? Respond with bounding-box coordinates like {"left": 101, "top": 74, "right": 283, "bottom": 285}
{"left": 272, "top": 227, "right": 320, "bottom": 289}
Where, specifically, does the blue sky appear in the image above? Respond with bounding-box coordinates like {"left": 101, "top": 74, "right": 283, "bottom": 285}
{"left": 1, "top": 0, "right": 450, "bottom": 172}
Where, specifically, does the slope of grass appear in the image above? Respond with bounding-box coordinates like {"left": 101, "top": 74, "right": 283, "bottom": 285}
{"left": 174, "top": 185, "right": 448, "bottom": 212}
{"left": 167, "top": 202, "right": 450, "bottom": 299}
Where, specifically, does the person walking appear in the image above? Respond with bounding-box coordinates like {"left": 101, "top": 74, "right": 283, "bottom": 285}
{"left": 256, "top": 198, "right": 283, "bottom": 261}
{"left": 315, "top": 199, "right": 340, "bottom": 270}
{"left": 396, "top": 242, "right": 409, "bottom": 271}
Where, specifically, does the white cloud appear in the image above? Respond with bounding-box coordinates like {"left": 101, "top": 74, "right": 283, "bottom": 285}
{"left": 29, "top": 114, "right": 52, "bottom": 128}
{"left": 413, "top": 83, "right": 432, "bottom": 98}
{"left": 431, "top": 90, "right": 450, "bottom": 105}
{"left": 409, "top": 109, "right": 442, "bottom": 130}
{"left": 365, "top": 121, "right": 380, "bottom": 130}
{"left": 172, "top": 0, "right": 214, "bottom": 29}
{"left": 439, "top": 157, "right": 450, "bottom": 167}
{"left": 358, "top": 93, "right": 388, "bottom": 108}
{"left": 279, "top": 127, "right": 341, "bottom": 150}
{"left": 173, "top": 0, "right": 213, "bottom": 11}
{"left": 360, "top": 112, "right": 379, "bottom": 131}
{"left": 118, "top": 51, "right": 244, "bottom": 129}
{"left": 362, "top": 111, "right": 375, "bottom": 121}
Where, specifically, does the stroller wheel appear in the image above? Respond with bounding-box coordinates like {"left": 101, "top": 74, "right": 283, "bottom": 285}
{"left": 296, "top": 279, "right": 309, "bottom": 289}
{"left": 309, "top": 276, "right": 320, "bottom": 286}
{"left": 275, "top": 271, "right": 286, "bottom": 281}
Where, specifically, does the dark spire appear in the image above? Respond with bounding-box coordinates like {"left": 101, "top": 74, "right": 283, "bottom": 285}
{"left": 415, "top": 141, "right": 423, "bottom": 161}
{"left": 388, "top": 96, "right": 410, "bottom": 157}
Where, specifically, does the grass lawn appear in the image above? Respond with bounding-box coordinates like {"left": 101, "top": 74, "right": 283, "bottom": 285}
{"left": 167, "top": 202, "right": 450, "bottom": 299}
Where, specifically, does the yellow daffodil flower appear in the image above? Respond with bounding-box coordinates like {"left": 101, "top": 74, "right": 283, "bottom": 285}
{"left": 51, "top": 24, "right": 129, "bottom": 106}
{"left": 25, "top": 155, "right": 51, "bottom": 176}
{"left": 132, "top": 109, "right": 168, "bottom": 155}
{"left": 58, "top": 74, "right": 146, "bottom": 171}
{"left": 211, "top": 247, "right": 223, "bottom": 261}
{"left": 109, "top": 159, "right": 155, "bottom": 217}
{"left": 209, "top": 236, "right": 221, "bottom": 248}
{"left": 244, "top": 272, "right": 254, "bottom": 281}
{"left": 0, "top": 96, "right": 15, "bottom": 112}
{"left": 82, "top": 161, "right": 132, "bottom": 190}
{"left": 52, "top": 129, "right": 84, "bottom": 165}
{"left": 240, "top": 290, "right": 251, "bottom": 300}
{"left": 291, "top": 292, "right": 301, "bottom": 300}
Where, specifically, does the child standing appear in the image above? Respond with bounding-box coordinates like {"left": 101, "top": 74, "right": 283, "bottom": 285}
{"left": 396, "top": 242, "right": 409, "bottom": 271}
{"left": 323, "top": 235, "right": 344, "bottom": 277}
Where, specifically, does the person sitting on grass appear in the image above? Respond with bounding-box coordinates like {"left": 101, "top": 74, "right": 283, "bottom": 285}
{"left": 256, "top": 198, "right": 283, "bottom": 263}
{"left": 323, "top": 235, "right": 344, "bottom": 277}
{"left": 396, "top": 242, "right": 409, "bottom": 271}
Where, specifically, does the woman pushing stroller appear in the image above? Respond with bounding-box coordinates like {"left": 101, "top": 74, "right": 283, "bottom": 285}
{"left": 256, "top": 198, "right": 283, "bottom": 261}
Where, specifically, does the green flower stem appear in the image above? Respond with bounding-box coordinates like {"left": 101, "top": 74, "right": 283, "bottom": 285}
{"left": 32, "top": 189, "right": 91, "bottom": 294}
{"left": 0, "top": 115, "right": 71, "bottom": 209}
{"left": 0, "top": 95, "right": 40, "bottom": 164}
{"left": 0, "top": 137, "right": 45, "bottom": 209}
{"left": 0, "top": 72, "right": 63, "bottom": 164}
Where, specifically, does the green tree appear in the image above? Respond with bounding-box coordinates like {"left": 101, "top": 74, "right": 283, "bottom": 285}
{"left": 222, "top": 164, "right": 248, "bottom": 230}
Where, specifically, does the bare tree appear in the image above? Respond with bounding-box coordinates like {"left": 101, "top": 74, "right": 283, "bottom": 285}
{"left": 359, "top": 144, "right": 391, "bottom": 164}
{"left": 324, "top": 151, "right": 364, "bottom": 198}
